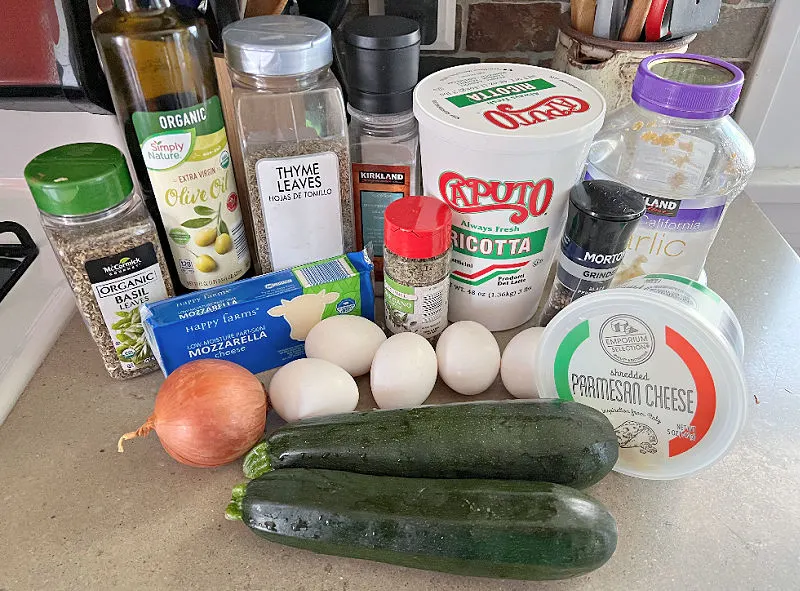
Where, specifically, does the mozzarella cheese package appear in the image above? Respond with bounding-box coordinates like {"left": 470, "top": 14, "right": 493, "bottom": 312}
{"left": 141, "top": 250, "right": 374, "bottom": 375}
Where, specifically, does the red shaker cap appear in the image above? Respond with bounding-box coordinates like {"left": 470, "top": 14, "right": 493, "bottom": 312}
{"left": 384, "top": 196, "right": 452, "bottom": 259}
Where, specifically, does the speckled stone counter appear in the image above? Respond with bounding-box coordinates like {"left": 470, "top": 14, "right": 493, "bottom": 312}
{"left": 1, "top": 195, "right": 798, "bottom": 591}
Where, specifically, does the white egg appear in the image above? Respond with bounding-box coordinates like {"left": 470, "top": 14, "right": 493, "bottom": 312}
{"left": 370, "top": 333, "right": 438, "bottom": 409}
{"left": 304, "top": 315, "right": 387, "bottom": 376}
{"left": 501, "top": 327, "right": 544, "bottom": 398}
{"left": 436, "top": 321, "right": 500, "bottom": 396}
{"left": 268, "top": 358, "right": 359, "bottom": 422}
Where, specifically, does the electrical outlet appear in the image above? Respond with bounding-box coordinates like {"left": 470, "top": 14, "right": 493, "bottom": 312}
{"left": 369, "top": 0, "right": 456, "bottom": 51}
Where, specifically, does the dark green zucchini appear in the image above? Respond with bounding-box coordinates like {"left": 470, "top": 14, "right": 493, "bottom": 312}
{"left": 227, "top": 469, "right": 617, "bottom": 580}
{"left": 244, "top": 400, "right": 618, "bottom": 489}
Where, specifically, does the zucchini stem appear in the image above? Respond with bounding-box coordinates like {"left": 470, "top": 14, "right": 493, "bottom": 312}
{"left": 225, "top": 482, "right": 247, "bottom": 521}
{"left": 243, "top": 442, "right": 272, "bottom": 479}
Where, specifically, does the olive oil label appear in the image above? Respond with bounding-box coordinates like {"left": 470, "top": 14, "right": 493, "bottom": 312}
{"left": 132, "top": 96, "right": 250, "bottom": 290}
{"left": 84, "top": 243, "right": 169, "bottom": 372}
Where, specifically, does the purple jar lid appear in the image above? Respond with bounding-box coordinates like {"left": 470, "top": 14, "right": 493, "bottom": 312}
{"left": 632, "top": 54, "right": 744, "bottom": 120}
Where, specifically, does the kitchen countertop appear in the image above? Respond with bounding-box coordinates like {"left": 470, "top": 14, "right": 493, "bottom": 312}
{"left": 1, "top": 195, "right": 799, "bottom": 591}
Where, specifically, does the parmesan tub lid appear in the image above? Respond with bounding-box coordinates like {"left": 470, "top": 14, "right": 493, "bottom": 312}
{"left": 536, "top": 281, "right": 748, "bottom": 480}
{"left": 413, "top": 64, "right": 606, "bottom": 152}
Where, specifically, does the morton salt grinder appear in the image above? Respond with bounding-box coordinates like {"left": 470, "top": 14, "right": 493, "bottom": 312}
{"left": 539, "top": 180, "right": 646, "bottom": 325}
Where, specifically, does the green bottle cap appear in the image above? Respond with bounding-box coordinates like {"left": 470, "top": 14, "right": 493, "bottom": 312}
{"left": 24, "top": 143, "right": 135, "bottom": 216}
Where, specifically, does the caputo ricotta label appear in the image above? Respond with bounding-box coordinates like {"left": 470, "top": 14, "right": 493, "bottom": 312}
{"left": 415, "top": 64, "right": 606, "bottom": 328}
{"left": 133, "top": 96, "right": 250, "bottom": 290}
{"left": 552, "top": 314, "right": 717, "bottom": 470}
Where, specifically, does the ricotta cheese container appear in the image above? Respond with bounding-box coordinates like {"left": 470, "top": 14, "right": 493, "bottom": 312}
{"left": 413, "top": 64, "right": 606, "bottom": 330}
{"left": 536, "top": 274, "right": 747, "bottom": 479}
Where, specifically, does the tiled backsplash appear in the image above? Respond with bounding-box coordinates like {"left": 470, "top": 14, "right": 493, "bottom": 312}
{"left": 343, "top": 1, "right": 774, "bottom": 83}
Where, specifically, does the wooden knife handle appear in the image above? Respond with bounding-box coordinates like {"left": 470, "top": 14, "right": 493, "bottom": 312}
{"left": 571, "top": 0, "right": 597, "bottom": 35}
{"left": 244, "top": 0, "right": 288, "bottom": 17}
{"left": 620, "top": 0, "right": 654, "bottom": 42}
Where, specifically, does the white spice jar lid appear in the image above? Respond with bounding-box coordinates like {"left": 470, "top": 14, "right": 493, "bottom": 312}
{"left": 223, "top": 16, "right": 333, "bottom": 77}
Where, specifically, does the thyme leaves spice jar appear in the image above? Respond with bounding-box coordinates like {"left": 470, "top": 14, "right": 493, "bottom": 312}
{"left": 223, "top": 16, "right": 355, "bottom": 274}
{"left": 383, "top": 197, "right": 452, "bottom": 340}
{"left": 25, "top": 143, "right": 174, "bottom": 379}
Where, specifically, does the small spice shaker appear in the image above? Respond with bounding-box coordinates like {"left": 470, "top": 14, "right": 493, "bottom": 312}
{"left": 343, "top": 16, "right": 422, "bottom": 281}
{"left": 383, "top": 196, "right": 452, "bottom": 340}
{"left": 25, "top": 143, "right": 174, "bottom": 379}
{"left": 539, "top": 180, "right": 645, "bottom": 326}
{"left": 223, "top": 16, "right": 355, "bottom": 273}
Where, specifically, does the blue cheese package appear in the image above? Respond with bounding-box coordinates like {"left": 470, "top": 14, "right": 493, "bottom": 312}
{"left": 141, "top": 250, "right": 375, "bottom": 375}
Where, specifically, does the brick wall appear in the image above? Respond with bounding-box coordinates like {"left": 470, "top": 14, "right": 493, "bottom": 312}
{"left": 343, "top": 1, "right": 774, "bottom": 81}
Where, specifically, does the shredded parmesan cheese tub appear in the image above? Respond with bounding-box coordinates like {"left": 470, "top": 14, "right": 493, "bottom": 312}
{"left": 536, "top": 274, "right": 748, "bottom": 479}
{"left": 414, "top": 64, "right": 606, "bottom": 330}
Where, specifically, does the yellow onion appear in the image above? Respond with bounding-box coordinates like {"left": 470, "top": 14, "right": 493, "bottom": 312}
{"left": 118, "top": 359, "right": 267, "bottom": 467}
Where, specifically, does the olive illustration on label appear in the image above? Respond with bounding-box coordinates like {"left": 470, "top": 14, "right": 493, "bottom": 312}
{"left": 195, "top": 254, "right": 217, "bottom": 273}
{"left": 175, "top": 202, "right": 234, "bottom": 270}
{"left": 215, "top": 233, "right": 233, "bottom": 254}
{"left": 195, "top": 227, "right": 218, "bottom": 247}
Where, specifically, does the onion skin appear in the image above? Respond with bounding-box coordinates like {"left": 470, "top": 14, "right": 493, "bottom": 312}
{"left": 118, "top": 359, "right": 267, "bottom": 467}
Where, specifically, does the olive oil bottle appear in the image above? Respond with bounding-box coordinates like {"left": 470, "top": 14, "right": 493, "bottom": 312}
{"left": 93, "top": 0, "right": 251, "bottom": 292}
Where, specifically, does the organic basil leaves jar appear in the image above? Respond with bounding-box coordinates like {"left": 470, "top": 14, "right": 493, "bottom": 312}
{"left": 25, "top": 143, "right": 174, "bottom": 379}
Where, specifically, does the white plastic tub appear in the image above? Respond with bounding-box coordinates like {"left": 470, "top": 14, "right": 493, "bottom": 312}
{"left": 536, "top": 274, "right": 748, "bottom": 480}
{"left": 622, "top": 274, "right": 744, "bottom": 359}
{"left": 413, "top": 64, "right": 606, "bottom": 330}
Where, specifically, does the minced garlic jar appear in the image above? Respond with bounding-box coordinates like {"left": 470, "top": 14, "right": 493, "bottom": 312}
{"left": 587, "top": 54, "right": 755, "bottom": 282}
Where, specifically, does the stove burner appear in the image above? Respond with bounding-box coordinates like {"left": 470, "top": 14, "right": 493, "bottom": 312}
{"left": 0, "top": 221, "right": 39, "bottom": 304}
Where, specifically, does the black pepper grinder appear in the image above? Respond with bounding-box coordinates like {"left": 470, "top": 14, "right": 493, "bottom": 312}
{"left": 539, "top": 180, "right": 646, "bottom": 326}
{"left": 342, "top": 15, "right": 422, "bottom": 282}
{"left": 342, "top": 15, "right": 421, "bottom": 114}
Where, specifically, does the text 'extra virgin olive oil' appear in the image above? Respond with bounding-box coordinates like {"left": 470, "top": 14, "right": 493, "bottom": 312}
{"left": 93, "top": 0, "right": 251, "bottom": 292}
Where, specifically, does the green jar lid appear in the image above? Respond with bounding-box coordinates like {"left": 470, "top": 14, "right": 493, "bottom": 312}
{"left": 24, "top": 143, "right": 135, "bottom": 216}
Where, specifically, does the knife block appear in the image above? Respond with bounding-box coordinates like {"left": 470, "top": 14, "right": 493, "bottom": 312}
{"left": 552, "top": 13, "right": 695, "bottom": 112}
